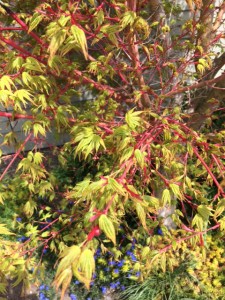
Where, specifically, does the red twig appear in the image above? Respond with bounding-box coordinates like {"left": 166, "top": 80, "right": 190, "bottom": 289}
{"left": 0, "top": 4, "right": 46, "bottom": 47}
{"left": 0, "top": 133, "right": 32, "bottom": 181}
{"left": 193, "top": 147, "right": 225, "bottom": 197}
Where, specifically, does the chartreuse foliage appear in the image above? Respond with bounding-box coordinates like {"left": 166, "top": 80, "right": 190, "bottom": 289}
{"left": 1, "top": 108, "right": 225, "bottom": 298}
{"left": 0, "top": 0, "right": 225, "bottom": 299}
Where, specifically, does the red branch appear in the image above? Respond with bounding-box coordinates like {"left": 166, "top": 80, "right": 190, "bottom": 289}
{"left": 0, "top": 4, "right": 46, "bottom": 47}
{"left": 0, "top": 34, "right": 32, "bottom": 57}
{"left": 165, "top": 73, "right": 225, "bottom": 98}
{"left": 0, "top": 133, "right": 32, "bottom": 182}
{"left": 193, "top": 147, "right": 225, "bottom": 197}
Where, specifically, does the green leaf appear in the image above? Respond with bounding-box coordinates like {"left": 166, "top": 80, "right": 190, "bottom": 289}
{"left": 78, "top": 249, "right": 95, "bottom": 281}
{"left": 169, "top": 183, "right": 182, "bottom": 199}
{"left": 0, "top": 75, "right": 15, "bottom": 91}
{"left": 120, "top": 147, "right": 133, "bottom": 163}
{"left": 94, "top": 9, "right": 104, "bottom": 27}
{"left": 0, "top": 224, "right": 15, "bottom": 235}
{"left": 56, "top": 245, "right": 81, "bottom": 278}
{"left": 162, "top": 189, "right": 171, "bottom": 205}
{"left": 33, "top": 152, "right": 44, "bottom": 164}
{"left": 24, "top": 57, "right": 45, "bottom": 73}
{"left": 108, "top": 178, "right": 125, "bottom": 196}
{"left": 125, "top": 109, "right": 143, "bottom": 130}
{"left": 192, "top": 214, "right": 204, "bottom": 231}
{"left": 48, "top": 29, "right": 67, "bottom": 60}
{"left": 121, "top": 11, "right": 136, "bottom": 29}
{"left": 33, "top": 123, "right": 46, "bottom": 137}
{"left": 214, "top": 199, "right": 225, "bottom": 218}
{"left": 197, "top": 205, "right": 211, "bottom": 221}
{"left": 28, "top": 13, "right": 43, "bottom": 32}
{"left": 71, "top": 25, "right": 88, "bottom": 59}
{"left": 136, "top": 203, "right": 147, "bottom": 229}
{"left": 99, "top": 214, "right": 116, "bottom": 245}
{"left": 219, "top": 217, "right": 225, "bottom": 231}
{"left": 143, "top": 195, "right": 159, "bottom": 208}
{"left": 134, "top": 149, "right": 145, "bottom": 168}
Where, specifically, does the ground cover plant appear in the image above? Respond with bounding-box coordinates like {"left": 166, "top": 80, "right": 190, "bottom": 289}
{"left": 0, "top": 0, "right": 225, "bottom": 299}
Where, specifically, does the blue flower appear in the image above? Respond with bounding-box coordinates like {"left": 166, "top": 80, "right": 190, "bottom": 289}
{"left": 157, "top": 228, "right": 163, "bottom": 235}
{"left": 130, "top": 253, "right": 137, "bottom": 262}
{"left": 113, "top": 268, "right": 119, "bottom": 274}
{"left": 109, "top": 261, "right": 116, "bottom": 266}
{"left": 115, "top": 281, "right": 120, "bottom": 287}
{"left": 17, "top": 236, "right": 27, "bottom": 242}
{"left": 95, "top": 248, "right": 101, "bottom": 256}
{"left": 101, "top": 286, "right": 107, "bottom": 294}
{"left": 110, "top": 282, "right": 116, "bottom": 289}
{"left": 117, "top": 260, "right": 124, "bottom": 267}
{"left": 74, "top": 280, "right": 80, "bottom": 285}
{"left": 70, "top": 294, "right": 77, "bottom": 300}
{"left": 121, "top": 285, "right": 126, "bottom": 291}
{"left": 16, "top": 217, "right": 22, "bottom": 222}
{"left": 136, "top": 271, "right": 141, "bottom": 277}
{"left": 39, "top": 284, "right": 46, "bottom": 290}
{"left": 39, "top": 292, "right": 49, "bottom": 300}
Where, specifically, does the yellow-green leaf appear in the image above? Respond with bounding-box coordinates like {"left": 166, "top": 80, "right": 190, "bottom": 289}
{"left": 197, "top": 205, "right": 211, "bottom": 221}
{"left": 0, "top": 224, "right": 15, "bottom": 235}
{"left": 71, "top": 25, "right": 88, "bottom": 59}
{"left": 134, "top": 149, "right": 145, "bottom": 168}
{"left": 99, "top": 214, "right": 116, "bottom": 245}
{"left": 108, "top": 178, "right": 125, "bottom": 196}
{"left": 78, "top": 249, "right": 95, "bottom": 281}
{"left": 29, "top": 13, "right": 43, "bottom": 32}
{"left": 162, "top": 189, "right": 171, "bottom": 205}
{"left": 56, "top": 245, "right": 81, "bottom": 278}
{"left": 136, "top": 203, "right": 147, "bottom": 229}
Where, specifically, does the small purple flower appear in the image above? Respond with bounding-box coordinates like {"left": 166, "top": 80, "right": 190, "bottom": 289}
{"left": 39, "top": 284, "right": 46, "bottom": 290}
{"left": 109, "top": 261, "right": 116, "bottom": 266}
{"left": 121, "top": 285, "right": 126, "bottom": 291}
{"left": 113, "top": 268, "right": 119, "bottom": 274}
{"left": 130, "top": 253, "right": 137, "bottom": 262}
{"left": 157, "top": 228, "right": 163, "bottom": 235}
{"left": 115, "top": 281, "right": 120, "bottom": 287}
{"left": 117, "top": 260, "right": 124, "bottom": 267}
{"left": 95, "top": 248, "right": 101, "bottom": 256}
{"left": 136, "top": 271, "right": 141, "bottom": 277}
{"left": 16, "top": 217, "right": 22, "bottom": 222}
{"left": 17, "top": 236, "right": 27, "bottom": 242}
{"left": 70, "top": 294, "right": 77, "bottom": 300}
{"left": 74, "top": 280, "right": 80, "bottom": 285}
{"left": 110, "top": 282, "right": 116, "bottom": 289}
{"left": 39, "top": 292, "right": 49, "bottom": 300}
{"left": 101, "top": 286, "right": 107, "bottom": 294}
